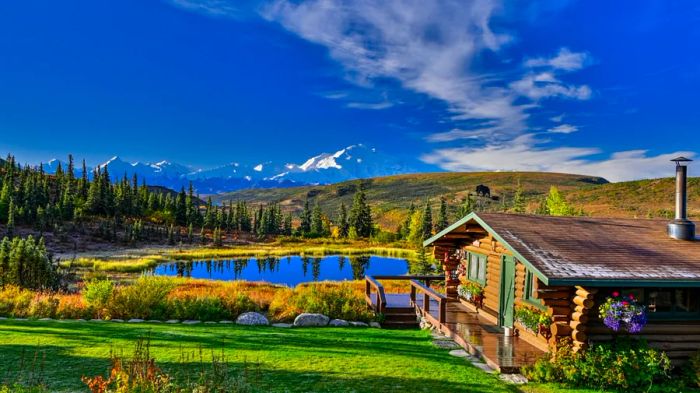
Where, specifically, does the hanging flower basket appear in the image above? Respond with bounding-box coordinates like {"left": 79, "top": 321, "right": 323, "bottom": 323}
{"left": 598, "top": 292, "right": 647, "bottom": 333}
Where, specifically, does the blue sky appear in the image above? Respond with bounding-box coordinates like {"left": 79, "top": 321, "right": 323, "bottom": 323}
{"left": 0, "top": 0, "right": 698, "bottom": 181}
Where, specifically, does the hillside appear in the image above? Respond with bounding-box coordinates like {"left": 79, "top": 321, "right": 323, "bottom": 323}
{"left": 564, "top": 177, "right": 700, "bottom": 219}
{"left": 214, "top": 172, "right": 608, "bottom": 229}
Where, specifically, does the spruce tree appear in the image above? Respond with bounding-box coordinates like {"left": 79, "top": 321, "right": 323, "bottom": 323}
{"left": 337, "top": 202, "right": 349, "bottom": 238}
{"left": 311, "top": 202, "right": 324, "bottom": 236}
{"left": 436, "top": 197, "right": 449, "bottom": 232}
{"left": 458, "top": 195, "right": 474, "bottom": 218}
{"left": 349, "top": 187, "right": 372, "bottom": 238}
{"left": 420, "top": 201, "right": 433, "bottom": 240}
{"left": 299, "top": 199, "right": 312, "bottom": 236}
{"left": 6, "top": 199, "right": 15, "bottom": 238}
{"left": 512, "top": 179, "right": 525, "bottom": 213}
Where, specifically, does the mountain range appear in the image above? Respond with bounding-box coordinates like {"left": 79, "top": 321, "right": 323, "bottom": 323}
{"left": 40, "top": 144, "right": 425, "bottom": 194}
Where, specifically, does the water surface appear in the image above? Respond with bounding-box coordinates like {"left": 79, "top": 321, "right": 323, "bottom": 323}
{"left": 152, "top": 255, "right": 409, "bottom": 286}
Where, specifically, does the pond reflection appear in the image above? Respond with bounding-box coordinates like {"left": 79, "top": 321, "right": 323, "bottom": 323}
{"left": 152, "top": 255, "right": 408, "bottom": 287}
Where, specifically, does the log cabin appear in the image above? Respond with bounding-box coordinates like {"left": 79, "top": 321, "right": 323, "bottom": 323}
{"left": 423, "top": 157, "right": 700, "bottom": 365}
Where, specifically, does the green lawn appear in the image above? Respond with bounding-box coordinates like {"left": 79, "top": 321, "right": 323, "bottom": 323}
{"left": 0, "top": 320, "right": 521, "bottom": 393}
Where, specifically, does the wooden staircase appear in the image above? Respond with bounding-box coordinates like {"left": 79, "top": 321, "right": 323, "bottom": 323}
{"left": 383, "top": 304, "right": 419, "bottom": 329}
{"left": 365, "top": 275, "right": 445, "bottom": 329}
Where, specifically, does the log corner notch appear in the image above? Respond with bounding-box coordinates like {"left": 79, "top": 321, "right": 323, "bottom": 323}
{"left": 570, "top": 286, "right": 598, "bottom": 352}
{"left": 537, "top": 284, "right": 574, "bottom": 350}
{"left": 433, "top": 245, "right": 461, "bottom": 301}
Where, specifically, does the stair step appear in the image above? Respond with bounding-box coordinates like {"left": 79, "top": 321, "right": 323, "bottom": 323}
{"left": 385, "top": 314, "right": 418, "bottom": 322}
{"left": 382, "top": 321, "right": 419, "bottom": 329}
{"left": 385, "top": 307, "right": 414, "bottom": 313}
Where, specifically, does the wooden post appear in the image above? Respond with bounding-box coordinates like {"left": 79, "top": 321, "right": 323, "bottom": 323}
{"left": 442, "top": 249, "right": 460, "bottom": 301}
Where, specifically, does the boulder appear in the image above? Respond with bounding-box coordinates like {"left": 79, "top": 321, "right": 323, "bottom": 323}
{"left": 219, "top": 320, "right": 234, "bottom": 324}
{"left": 329, "top": 319, "right": 349, "bottom": 327}
{"left": 182, "top": 320, "right": 201, "bottom": 325}
{"left": 350, "top": 321, "right": 369, "bottom": 327}
{"left": 39, "top": 318, "right": 54, "bottom": 321}
{"left": 236, "top": 312, "right": 269, "bottom": 326}
{"left": 369, "top": 322, "right": 381, "bottom": 328}
{"left": 111, "top": 319, "right": 124, "bottom": 323}
{"left": 272, "top": 323, "right": 293, "bottom": 328}
{"left": 293, "top": 313, "right": 330, "bottom": 327}
{"left": 127, "top": 319, "right": 145, "bottom": 323}
{"left": 165, "top": 320, "right": 180, "bottom": 324}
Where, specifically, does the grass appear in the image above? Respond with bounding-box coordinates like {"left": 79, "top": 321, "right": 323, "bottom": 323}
{"left": 212, "top": 171, "right": 608, "bottom": 229}
{"left": 0, "top": 319, "right": 517, "bottom": 393}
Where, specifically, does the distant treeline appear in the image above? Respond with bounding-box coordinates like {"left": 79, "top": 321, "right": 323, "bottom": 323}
{"left": 0, "top": 154, "right": 377, "bottom": 242}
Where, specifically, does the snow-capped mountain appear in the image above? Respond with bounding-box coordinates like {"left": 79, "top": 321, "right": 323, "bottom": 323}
{"left": 39, "top": 144, "right": 423, "bottom": 194}
{"left": 274, "top": 144, "right": 411, "bottom": 184}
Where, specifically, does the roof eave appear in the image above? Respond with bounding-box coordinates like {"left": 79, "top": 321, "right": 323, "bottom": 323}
{"left": 423, "top": 212, "right": 551, "bottom": 286}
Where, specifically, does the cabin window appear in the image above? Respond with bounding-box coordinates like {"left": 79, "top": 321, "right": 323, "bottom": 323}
{"left": 606, "top": 288, "right": 700, "bottom": 320}
{"left": 467, "top": 252, "right": 487, "bottom": 285}
{"left": 523, "top": 269, "right": 544, "bottom": 307}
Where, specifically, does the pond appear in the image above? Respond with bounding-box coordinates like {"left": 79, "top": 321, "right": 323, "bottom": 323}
{"left": 151, "top": 255, "right": 410, "bottom": 287}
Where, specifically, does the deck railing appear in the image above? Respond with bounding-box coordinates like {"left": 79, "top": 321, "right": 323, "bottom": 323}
{"left": 364, "top": 275, "right": 444, "bottom": 316}
{"left": 410, "top": 279, "right": 447, "bottom": 324}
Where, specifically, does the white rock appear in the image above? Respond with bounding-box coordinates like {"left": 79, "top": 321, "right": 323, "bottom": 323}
{"left": 14, "top": 318, "right": 28, "bottom": 321}
{"left": 219, "top": 320, "right": 234, "bottom": 324}
{"left": 204, "top": 321, "right": 217, "bottom": 324}
{"left": 236, "top": 312, "right": 269, "bottom": 326}
{"left": 76, "top": 319, "right": 87, "bottom": 322}
{"left": 471, "top": 361, "right": 494, "bottom": 374}
{"left": 293, "top": 313, "right": 330, "bottom": 327}
{"left": 448, "top": 349, "right": 470, "bottom": 358}
{"left": 369, "top": 322, "right": 381, "bottom": 328}
{"left": 147, "top": 320, "right": 162, "bottom": 323}
{"left": 128, "top": 319, "right": 145, "bottom": 323}
{"left": 165, "top": 319, "right": 180, "bottom": 324}
{"left": 329, "top": 319, "right": 349, "bottom": 327}
{"left": 272, "top": 323, "right": 293, "bottom": 328}
{"left": 182, "top": 320, "right": 201, "bottom": 325}
{"left": 111, "top": 319, "right": 124, "bottom": 323}
{"left": 39, "top": 318, "right": 54, "bottom": 321}
{"left": 350, "top": 321, "right": 369, "bottom": 327}
{"left": 433, "top": 340, "right": 461, "bottom": 349}
{"left": 0, "top": 317, "right": 7, "bottom": 320}
{"left": 499, "top": 374, "right": 528, "bottom": 384}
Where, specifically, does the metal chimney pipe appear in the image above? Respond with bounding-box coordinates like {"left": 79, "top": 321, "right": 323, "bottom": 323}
{"left": 676, "top": 164, "right": 689, "bottom": 220}
{"left": 668, "top": 157, "right": 695, "bottom": 240}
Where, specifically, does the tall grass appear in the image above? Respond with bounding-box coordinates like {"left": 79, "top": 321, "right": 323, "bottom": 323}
{"left": 0, "top": 277, "right": 400, "bottom": 322}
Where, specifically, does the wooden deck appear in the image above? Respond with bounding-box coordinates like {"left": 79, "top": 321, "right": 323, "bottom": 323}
{"left": 370, "top": 291, "right": 545, "bottom": 373}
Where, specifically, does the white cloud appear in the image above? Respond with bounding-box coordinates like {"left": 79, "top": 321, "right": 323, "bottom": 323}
{"left": 550, "top": 114, "right": 565, "bottom": 122}
{"left": 510, "top": 72, "right": 592, "bottom": 101}
{"left": 421, "top": 134, "right": 693, "bottom": 182}
{"left": 525, "top": 47, "right": 591, "bottom": 71}
{"left": 168, "top": 0, "right": 244, "bottom": 18}
{"left": 548, "top": 124, "right": 578, "bottom": 134}
{"left": 262, "top": 0, "right": 531, "bottom": 139}
{"left": 346, "top": 101, "right": 394, "bottom": 110}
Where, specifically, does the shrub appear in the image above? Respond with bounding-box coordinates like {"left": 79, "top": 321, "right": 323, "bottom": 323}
{"left": 28, "top": 294, "right": 59, "bottom": 319}
{"left": 687, "top": 350, "right": 700, "bottom": 387}
{"left": 270, "top": 282, "right": 374, "bottom": 322}
{"left": 83, "top": 279, "right": 114, "bottom": 318}
{"left": 55, "top": 294, "right": 89, "bottom": 319}
{"left": 83, "top": 337, "right": 253, "bottom": 393}
{"left": 522, "top": 338, "right": 672, "bottom": 391}
{"left": 166, "top": 295, "right": 227, "bottom": 321}
{"left": 0, "top": 285, "right": 33, "bottom": 317}
{"left": 107, "top": 276, "right": 175, "bottom": 320}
